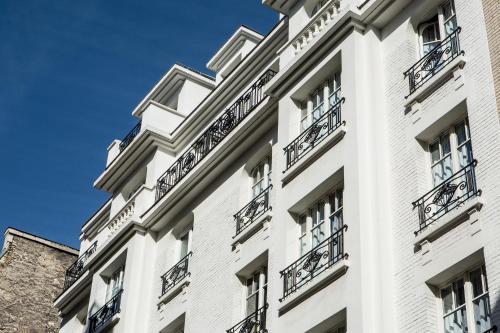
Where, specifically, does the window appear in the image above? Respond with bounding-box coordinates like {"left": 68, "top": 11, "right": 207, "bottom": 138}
{"left": 429, "top": 119, "right": 472, "bottom": 186}
{"left": 440, "top": 265, "right": 492, "bottom": 333}
{"left": 251, "top": 156, "right": 272, "bottom": 197}
{"left": 418, "top": 0, "right": 458, "bottom": 56}
{"left": 245, "top": 268, "right": 267, "bottom": 316}
{"left": 300, "top": 72, "right": 342, "bottom": 131}
{"left": 105, "top": 266, "right": 124, "bottom": 301}
{"left": 298, "top": 188, "right": 343, "bottom": 255}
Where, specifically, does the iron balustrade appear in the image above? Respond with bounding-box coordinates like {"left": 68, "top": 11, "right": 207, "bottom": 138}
{"left": 284, "top": 98, "right": 344, "bottom": 171}
{"left": 280, "top": 223, "right": 347, "bottom": 301}
{"left": 88, "top": 290, "right": 123, "bottom": 333}
{"left": 233, "top": 185, "right": 272, "bottom": 237}
{"left": 226, "top": 304, "right": 268, "bottom": 333}
{"left": 412, "top": 160, "right": 479, "bottom": 234}
{"left": 155, "top": 69, "right": 277, "bottom": 202}
{"left": 63, "top": 241, "right": 98, "bottom": 290}
{"left": 119, "top": 121, "right": 141, "bottom": 152}
{"left": 404, "top": 27, "right": 463, "bottom": 96}
{"left": 483, "top": 326, "right": 498, "bottom": 333}
{"left": 161, "top": 252, "right": 192, "bottom": 296}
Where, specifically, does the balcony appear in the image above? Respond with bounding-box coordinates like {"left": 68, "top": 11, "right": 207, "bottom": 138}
{"left": 63, "top": 241, "right": 97, "bottom": 290}
{"left": 280, "top": 221, "right": 347, "bottom": 301}
{"left": 233, "top": 185, "right": 272, "bottom": 240}
{"left": 283, "top": 98, "right": 344, "bottom": 172}
{"left": 119, "top": 121, "right": 141, "bottom": 152}
{"left": 412, "top": 160, "right": 480, "bottom": 235}
{"left": 160, "top": 252, "right": 192, "bottom": 299}
{"left": 88, "top": 290, "right": 123, "bottom": 333}
{"left": 226, "top": 304, "right": 268, "bottom": 333}
{"left": 155, "top": 69, "right": 277, "bottom": 202}
{"left": 404, "top": 28, "right": 463, "bottom": 97}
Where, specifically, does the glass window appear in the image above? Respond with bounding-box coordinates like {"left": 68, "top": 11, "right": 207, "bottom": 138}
{"left": 328, "top": 72, "right": 342, "bottom": 107}
{"left": 440, "top": 266, "right": 492, "bottom": 333}
{"left": 179, "top": 233, "right": 189, "bottom": 259}
{"left": 251, "top": 156, "right": 272, "bottom": 198}
{"left": 430, "top": 132, "right": 453, "bottom": 186}
{"left": 246, "top": 269, "right": 267, "bottom": 315}
{"left": 421, "top": 19, "right": 441, "bottom": 55}
{"left": 106, "top": 266, "right": 124, "bottom": 301}
{"left": 442, "top": 0, "right": 457, "bottom": 36}
{"left": 455, "top": 120, "right": 473, "bottom": 168}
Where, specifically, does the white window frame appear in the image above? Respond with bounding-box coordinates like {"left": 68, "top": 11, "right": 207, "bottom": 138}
{"left": 298, "top": 188, "right": 343, "bottom": 256}
{"left": 418, "top": 0, "right": 458, "bottom": 57}
{"left": 245, "top": 268, "right": 267, "bottom": 316}
{"left": 250, "top": 155, "right": 272, "bottom": 198}
{"left": 300, "top": 72, "right": 342, "bottom": 132}
{"left": 105, "top": 265, "right": 125, "bottom": 302}
{"left": 438, "top": 265, "right": 492, "bottom": 333}
{"left": 428, "top": 118, "right": 472, "bottom": 187}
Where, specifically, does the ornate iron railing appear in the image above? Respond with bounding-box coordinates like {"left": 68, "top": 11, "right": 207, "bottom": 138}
{"left": 284, "top": 98, "right": 344, "bottom": 171}
{"left": 413, "top": 160, "right": 479, "bottom": 234}
{"left": 404, "top": 27, "right": 463, "bottom": 96}
{"left": 119, "top": 121, "right": 141, "bottom": 152}
{"left": 161, "top": 252, "right": 192, "bottom": 296}
{"left": 280, "top": 224, "right": 347, "bottom": 301}
{"left": 234, "top": 185, "right": 272, "bottom": 237}
{"left": 483, "top": 326, "right": 498, "bottom": 333}
{"left": 155, "top": 69, "right": 277, "bottom": 201}
{"left": 63, "top": 241, "right": 98, "bottom": 290}
{"left": 88, "top": 290, "right": 123, "bottom": 333}
{"left": 226, "top": 304, "right": 268, "bottom": 333}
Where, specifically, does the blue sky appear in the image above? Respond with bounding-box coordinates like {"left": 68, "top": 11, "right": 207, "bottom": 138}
{"left": 0, "top": 0, "right": 277, "bottom": 249}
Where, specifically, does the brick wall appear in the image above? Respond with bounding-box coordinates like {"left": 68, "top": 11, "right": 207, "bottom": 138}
{"left": 483, "top": 0, "right": 500, "bottom": 117}
{"left": 0, "top": 231, "right": 77, "bottom": 333}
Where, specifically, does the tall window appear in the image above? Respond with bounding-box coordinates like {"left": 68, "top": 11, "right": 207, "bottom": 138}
{"left": 245, "top": 268, "right": 267, "bottom": 316}
{"left": 251, "top": 156, "right": 272, "bottom": 197}
{"left": 440, "top": 265, "right": 491, "bottom": 333}
{"left": 105, "top": 266, "right": 124, "bottom": 301}
{"left": 178, "top": 229, "right": 192, "bottom": 260}
{"left": 419, "top": 0, "right": 458, "bottom": 56}
{"left": 300, "top": 72, "right": 342, "bottom": 131}
{"left": 429, "top": 119, "right": 472, "bottom": 186}
{"left": 298, "top": 188, "right": 343, "bottom": 256}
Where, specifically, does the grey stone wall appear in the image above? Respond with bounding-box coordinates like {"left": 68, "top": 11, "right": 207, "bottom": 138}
{"left": 0, "top": 233, "right": 77, "bottom": 333}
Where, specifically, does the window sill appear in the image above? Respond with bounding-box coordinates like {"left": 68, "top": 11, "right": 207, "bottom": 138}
{"left": 405, "top": 54, "right": 467, "bottom": 109}
{"left": 157, "top": 276, "right": 191, "bottom": 307}
{"left": 231, "top": 210, "right": 272, "bottom": 247}
{"left": 92, "top": 313, "right": 120, "bottom": 333}
{"left": 281, "top": 123, "right": 347, "bottom": 185}
{"left": 414, "top": 195, "right": 484, "bottom": 246}
{"left": 278, "top": 258, "right": 349, "bottom": 315}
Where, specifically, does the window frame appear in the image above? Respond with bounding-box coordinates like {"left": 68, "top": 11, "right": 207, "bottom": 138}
{"left": 418, "top": 0, "right": 458, "bottom": 57}
{"left": 250, "top": 155, "right": 272, "bottom": 198}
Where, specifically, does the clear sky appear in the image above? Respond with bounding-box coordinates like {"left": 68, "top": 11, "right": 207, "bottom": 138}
{"left": 0, "top": 0, "right": 278, "bottom": 249}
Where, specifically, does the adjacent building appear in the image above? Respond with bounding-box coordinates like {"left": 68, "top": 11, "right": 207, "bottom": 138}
{"left": 54, "top": 0, "right": 500, "bottom": 332}
{"left": 0, "top": 228, "right": 78, "bottom": 332}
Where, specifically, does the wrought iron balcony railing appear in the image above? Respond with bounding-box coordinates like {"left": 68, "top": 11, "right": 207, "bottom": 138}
{"left": 280, "top": 222, "right": 347, "bottom": 301}
{"left": 63, "top": 241, "right": 98, "bottom": 290}
{"left": 161, "top": 252, "right": 192, "bottom": 296}
{"left": 119, "top": 121, "right": 141, "bottom": 152}
{"left": 483, "top": 326, "right": 498, "bottom": 333}
{"left": 226, "top": 304, "right": 268, "bottom": 333}
{"left": 155, "top": 69, "right": 277, "bottom": 202}
{"left": 404, "top": 27, "right": 463, "bottom": 96}
{"left": 284, "top": 98, "right": 344, "bottom": 171}
{"left": 412, "top": 160, "right": 479, "bottom": 234}
{"left": 233, "top": 185, "right": 272, "bottom": 237}
{"left": 88, "top": 290, "right": 123, "bottom": 333}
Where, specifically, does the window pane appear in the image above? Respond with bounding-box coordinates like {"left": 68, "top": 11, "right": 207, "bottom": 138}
{"left": 441, "top": 134, "right": 451, "bottom": 155}
{"left": 311, "top": 222, "right": 325, "bottom": 248}
{"left": 300, "top": 234, "right": 308, "bottom": 256}
{"left": 443, "top": 307, "right": 468, "bottom": 333}
{"left": 442, "top": 1, "right": 454, "bottom": 20}
{"left": 442, "top": 286, "right": 453, "bottom": 314}
{"left": 457, "top": 141, "right": 473, "bottom": 168}
{"left": 246, "top": 293, "right": 257, "bottom": 315}
{"left": 430, "top": 142, "right": 440, "bottom": 163}
{"left": 453, "top": 279, "right": 466, "bottom": 307}
{"left": 318, "top": 202, "right": 325, "bottom": 222}
{"left": 474, "top": 294, "right": 492, "bottom": 333}
{"left": 470, "top": 268, "right": 484, "bottom": 297}
{"left": 455, "top": 122, "right": 468, "bottom": 145}
{"left": 432, "top": 154, "right": 453, "bottom": 186}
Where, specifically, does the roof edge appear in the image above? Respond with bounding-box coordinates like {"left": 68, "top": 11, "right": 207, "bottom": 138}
{"left": 3, "top": 227, "right": 79, "bottom": 255}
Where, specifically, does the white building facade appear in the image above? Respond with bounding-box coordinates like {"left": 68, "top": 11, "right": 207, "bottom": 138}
{"left": 54, "top": 0, "right": 500, "bottom": 332}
